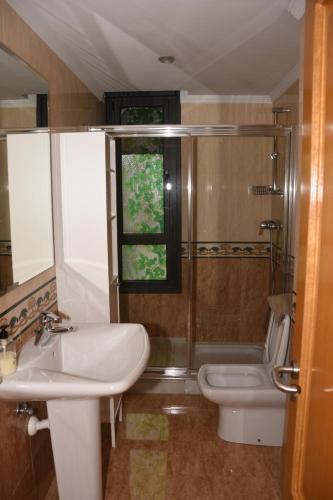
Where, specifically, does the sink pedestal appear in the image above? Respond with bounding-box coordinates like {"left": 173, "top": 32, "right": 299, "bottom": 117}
{"left": 0, "top": 324, "right": 150, "bottom": 498}
{"left": 47, "top": 399, "right": 103, "bottom": 500}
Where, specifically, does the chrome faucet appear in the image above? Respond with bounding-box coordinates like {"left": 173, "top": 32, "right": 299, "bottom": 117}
{"left": 35, "top": 311, "right": 74, "bottom": 347}
{"left": 259, "top": 219, "right": 283, "bottom": 235}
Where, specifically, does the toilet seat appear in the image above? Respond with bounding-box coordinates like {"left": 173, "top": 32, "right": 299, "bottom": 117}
{"left": 198, "top": 364, "right": 285, "bottom": 407}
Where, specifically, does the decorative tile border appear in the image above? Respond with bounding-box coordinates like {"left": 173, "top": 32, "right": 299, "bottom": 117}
{"left": 181, "top": 241, "right": 271, "bottom": 258}
{"left": 0, "top": 278, "right": 57, "bottom": 340}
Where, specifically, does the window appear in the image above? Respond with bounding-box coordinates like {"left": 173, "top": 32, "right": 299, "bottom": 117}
{"left": 105, "top": 91, "right": 181, "bottom": 293}
{"left": 36, "top": 94, "right": 48, "bottom": 127}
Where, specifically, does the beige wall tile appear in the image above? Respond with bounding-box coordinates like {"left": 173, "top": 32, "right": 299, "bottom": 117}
{"left": 181, "top": 102, "right": 273, "bottom": 125}
{"left": 181, "top": 102, "right": 277, "bottom": 242}
{"left": 0, "top": 106, "right": 36, "bottom": 128}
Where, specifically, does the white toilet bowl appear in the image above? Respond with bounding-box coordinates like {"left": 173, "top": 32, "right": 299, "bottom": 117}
{"left": 198, "top": 310, "right": 290, "bottom": 446}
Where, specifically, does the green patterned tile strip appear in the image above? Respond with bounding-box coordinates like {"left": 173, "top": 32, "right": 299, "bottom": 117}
{"left": 122, "top": 244, "right": 167, "bottom": 281}
{"left": 126, "top": 413, "right": 169, "bottom": 441}
{"left": 122, "top": 154, "right": 164, "bottom": 234}
{"left": 130, "top": 449, "right": 167, "bottom": 500}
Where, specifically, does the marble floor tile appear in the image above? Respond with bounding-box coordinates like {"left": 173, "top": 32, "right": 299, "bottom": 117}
{"left": 126, "top": 413, "right": 169, "bottom": 441}
{"left": 129, "top": 449, "right": 167, "bottom": 499}
{"left": 45, "top": 393, "right": 281, "bottom": 500}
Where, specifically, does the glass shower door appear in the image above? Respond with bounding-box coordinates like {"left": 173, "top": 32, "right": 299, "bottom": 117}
{"left": 190, "top": 135, "right": 288, "bottom": 370}
{"left": 108, "top": 124, "right": 292, "bottom": 376}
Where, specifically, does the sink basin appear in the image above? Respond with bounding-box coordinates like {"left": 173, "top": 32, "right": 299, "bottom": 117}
{"left": 0, "top": 323, "right": 150, "bottom": 400}
{"left": 0, "top": 322, "right": 150, "bottom": 500}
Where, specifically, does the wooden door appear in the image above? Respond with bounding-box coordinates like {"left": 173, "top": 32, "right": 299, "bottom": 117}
{"left": 282, "top": 1, "right": 333, "bottom": 498}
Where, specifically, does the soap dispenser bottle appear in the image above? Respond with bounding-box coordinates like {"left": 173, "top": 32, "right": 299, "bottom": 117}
{"left": 0, "top": 325, "right": 17, "bottom": 376}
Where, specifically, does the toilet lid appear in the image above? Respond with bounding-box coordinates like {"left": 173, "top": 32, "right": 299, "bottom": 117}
{"left": 263, "top": 312, "right": 290, "bottom": 370}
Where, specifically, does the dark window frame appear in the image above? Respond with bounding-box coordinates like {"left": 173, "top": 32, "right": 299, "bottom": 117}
{"left": 36, "top": 94, "right": 48, "bottom": 127}
{"left": 105, "top": 91, "right": 181, "bottom": 293}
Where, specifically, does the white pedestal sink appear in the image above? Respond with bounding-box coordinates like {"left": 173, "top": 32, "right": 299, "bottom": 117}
{"left": 0, "top": 323, "right": 150, "bottom": 500}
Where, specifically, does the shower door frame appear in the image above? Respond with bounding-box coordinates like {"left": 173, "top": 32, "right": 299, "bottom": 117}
{"left": 100, "top": 124, "right": 293, "bottom": 380}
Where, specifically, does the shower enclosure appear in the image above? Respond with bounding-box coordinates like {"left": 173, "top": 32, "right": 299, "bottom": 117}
{"left": 107, "top": 123, "right": 294, "bottom": 379}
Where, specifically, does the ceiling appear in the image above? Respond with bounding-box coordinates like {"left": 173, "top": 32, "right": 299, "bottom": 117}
{"left": 7, "top": 0, "right": 302, "bottom": 101}
{"left": 0, "top": 47, "right": 48, "bottom": 100}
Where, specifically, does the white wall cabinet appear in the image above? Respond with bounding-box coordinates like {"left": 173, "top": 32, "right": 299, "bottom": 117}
{"left": 52, "top": 131, "right": 119, "bottom": 323}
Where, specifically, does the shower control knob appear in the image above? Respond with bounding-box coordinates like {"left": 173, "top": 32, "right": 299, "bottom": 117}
{"left": 259, "top": 220, "right": 283, "bottom": 235}
{"left": 268, "top": 152, "right": 279, "bottom": 160}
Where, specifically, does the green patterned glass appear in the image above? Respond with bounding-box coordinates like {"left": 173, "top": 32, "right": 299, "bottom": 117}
{"left": 122, "top": 154, "right": 164, "bottom": 234}
{"left": 122, "top": 245, "right": 167, "bottom": 280}
{"left": 120, "top": 106, "right": 163, "bottom": 155}
{"left": 120, "top": 106, "right": 163, "bottom": 125}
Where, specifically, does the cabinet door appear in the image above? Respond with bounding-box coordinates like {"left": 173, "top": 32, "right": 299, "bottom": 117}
{"left": 53, "top": 131, "right": 110, "bottom": 323}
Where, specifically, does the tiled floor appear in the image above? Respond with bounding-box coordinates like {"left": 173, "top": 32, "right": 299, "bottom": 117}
{"left": 45, "top": 394, "right": 281, "bottom": 500}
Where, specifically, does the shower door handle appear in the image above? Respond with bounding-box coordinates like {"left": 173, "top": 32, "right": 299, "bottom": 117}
{"left": 272, "top": 361, "right": 301, "bottom": 397}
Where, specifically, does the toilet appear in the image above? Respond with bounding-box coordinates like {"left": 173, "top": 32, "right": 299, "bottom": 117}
{"left": 198, "top": 308, "right": 291, "bottom": 446}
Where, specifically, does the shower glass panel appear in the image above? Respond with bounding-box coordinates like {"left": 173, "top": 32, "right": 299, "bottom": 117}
{"left": 106, "top": 125, "right": 292, "bottom": 377}
{"left": 190, "top": 135, "right": 289, "bottom": 370}
{"left": 146, "top": 138, "right": 190, "bottom": 368}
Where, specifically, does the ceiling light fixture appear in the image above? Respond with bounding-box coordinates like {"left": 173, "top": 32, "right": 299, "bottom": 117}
{"left": 158, "top": 56, "right": 175, "bottom": 64}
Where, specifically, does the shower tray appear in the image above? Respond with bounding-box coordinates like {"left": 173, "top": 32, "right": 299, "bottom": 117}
{"left": 147, "top": 337, "right": 263, "bottom": 371}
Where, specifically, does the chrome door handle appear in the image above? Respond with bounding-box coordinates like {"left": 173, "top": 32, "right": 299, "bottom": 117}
{"left": 272, "top": 361, "right": 301, "bottom": 396}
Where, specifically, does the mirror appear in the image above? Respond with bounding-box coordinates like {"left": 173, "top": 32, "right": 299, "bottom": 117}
{"left": 0, "top": 45, "right": 52, "bottom": 293}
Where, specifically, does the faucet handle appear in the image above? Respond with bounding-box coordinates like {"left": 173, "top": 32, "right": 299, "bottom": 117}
{"left": 40, "top": 311, "right": 60, "bottom": 326}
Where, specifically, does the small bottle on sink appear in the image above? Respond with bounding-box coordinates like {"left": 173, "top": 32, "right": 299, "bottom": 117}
{"left": 0, "top": 325, "right": 17, "bottom": 376}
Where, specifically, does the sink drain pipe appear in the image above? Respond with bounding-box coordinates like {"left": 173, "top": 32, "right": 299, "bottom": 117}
{"left": 16, "top": 402, "right": 50, "bottom": 436}
{"left": 28, "top": 415, "right": 50, "bottom": 436}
